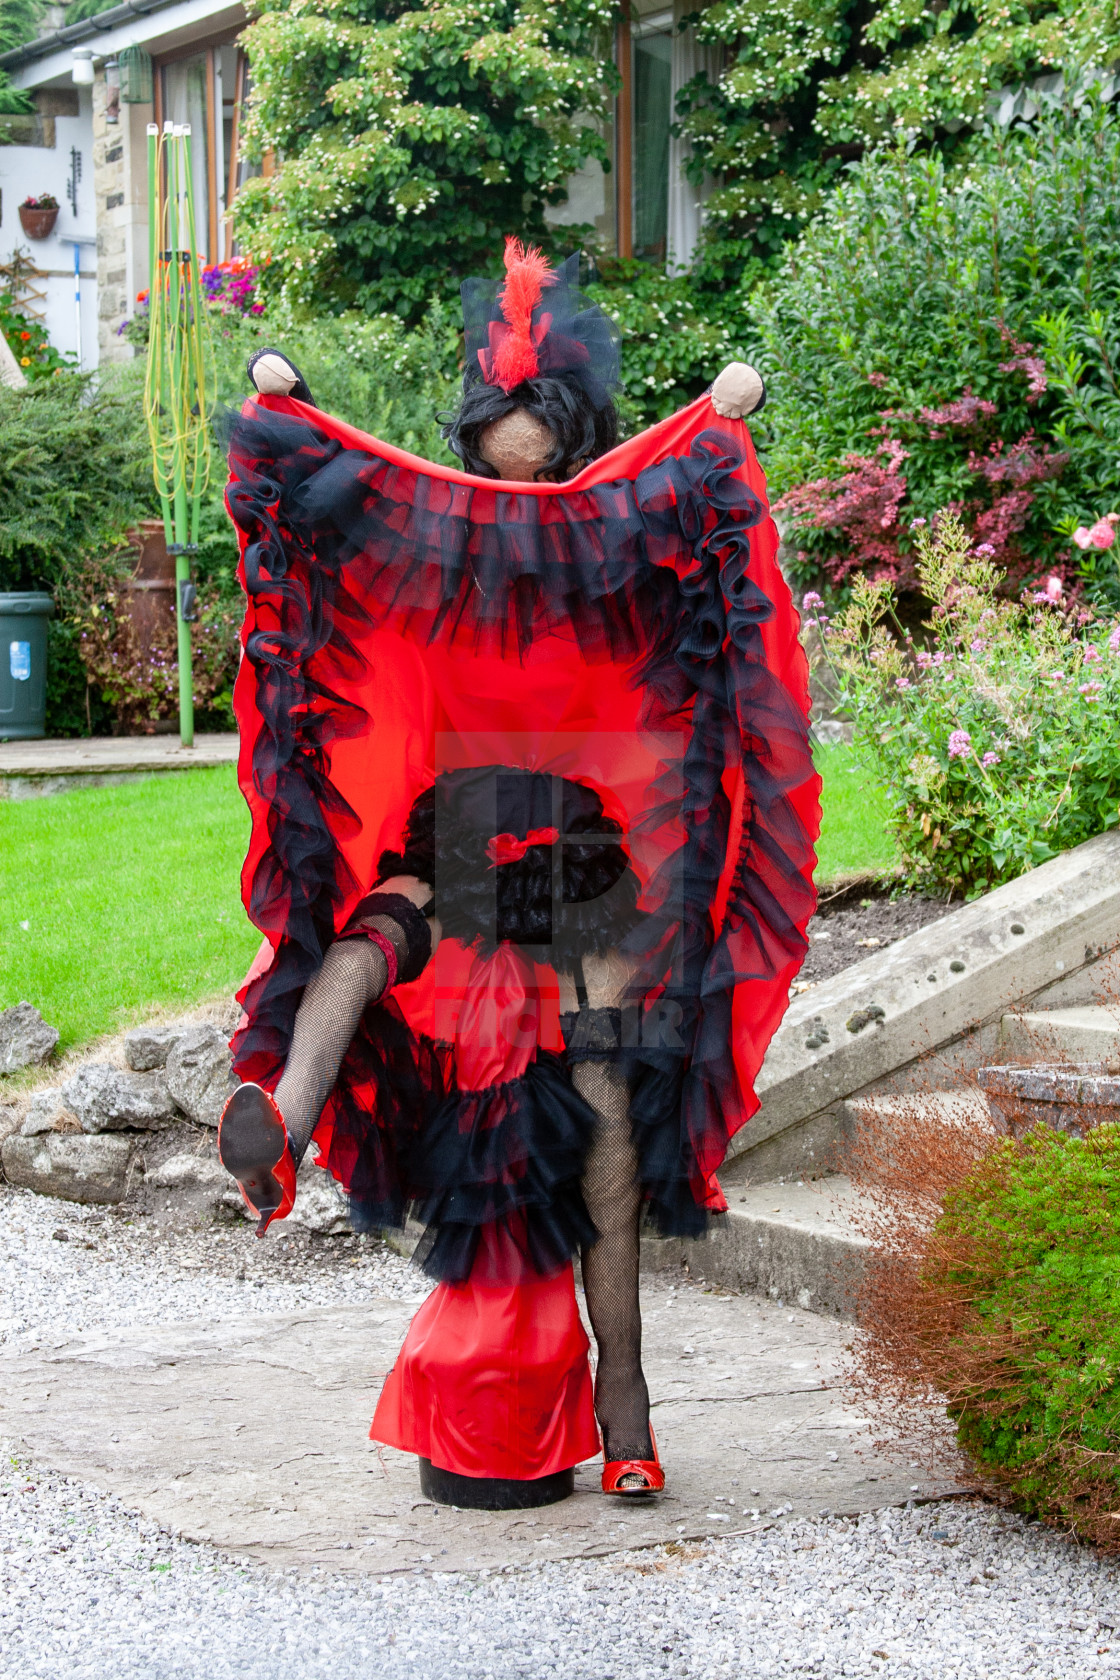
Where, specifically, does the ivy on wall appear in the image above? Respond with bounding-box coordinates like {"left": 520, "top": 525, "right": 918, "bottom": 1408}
{"left": 0, "top": 0, "right": 43, "bottom": 115}
{"left": 680, "top": 2, "right": 1120, "bottom": 281}
{"left": 233, "top": 0, "right": 620, "bottom": 320}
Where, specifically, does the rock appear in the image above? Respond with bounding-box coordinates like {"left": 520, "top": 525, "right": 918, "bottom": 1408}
{"left": 1, "top": 1133, "right": 134, "bottom": 1204}
{"left": 64, "top": 1063, "right": 179, "bottom": 1133}
{"left": 286, "top": 1162, "right": 351, "bottom": 1236}
{"left": 124, "top": 1023, "right": 191, "bottom": 1073}
{"left": 164, "top": 1025, "right": 235, "bottom": 1128}
{"left": 21, "top": 1088, "right": 81, "bottom": 1136}
{"left": 148, "top": 1152, "right": 228, "bottom": 1192}
{"left": 0, "top": 1002, "right": 59, "bottom": 1075}
{"left": 0, "top": 1105, "right": 21, "bottom": 1147}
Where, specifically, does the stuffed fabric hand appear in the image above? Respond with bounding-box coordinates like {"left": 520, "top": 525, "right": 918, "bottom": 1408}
{"left": 710, "top": 361, "right": 766, "bottom": 420}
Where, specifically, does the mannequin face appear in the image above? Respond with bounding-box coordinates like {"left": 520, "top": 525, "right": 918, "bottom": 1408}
{"left": 478, "top": 408, "right": 557, "bottom": 481}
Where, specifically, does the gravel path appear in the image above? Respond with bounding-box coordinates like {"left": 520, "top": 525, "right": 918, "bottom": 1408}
{"left": 0, "top": 1183, "right": 429, "bottom": 1353}
{"left": 3, "top": 1181, "right": 1120, "bottom": 1678}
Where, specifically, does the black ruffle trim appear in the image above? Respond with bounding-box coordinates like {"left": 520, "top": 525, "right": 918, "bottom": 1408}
{"left": 405, "top": 1052, "right": 598, "bottom": 1283}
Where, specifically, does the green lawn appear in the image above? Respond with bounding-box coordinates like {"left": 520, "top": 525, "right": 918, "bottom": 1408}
{"left": 0, "top": 745, "right": 896, "bottom": 1056}
{"left": 813, "top": 741, "right": 897, "bottom": 886}
{"left": 0, "top": 766, "right": 259, "bottom": 1055}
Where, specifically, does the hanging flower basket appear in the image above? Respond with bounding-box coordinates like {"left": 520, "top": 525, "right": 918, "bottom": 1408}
{"left": 19, "top": 196, "right": 59, "bottom": 239}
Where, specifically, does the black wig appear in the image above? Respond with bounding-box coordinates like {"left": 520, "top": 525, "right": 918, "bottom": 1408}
{"left": 440, "top": 372, "right": 619, "bottom": 483}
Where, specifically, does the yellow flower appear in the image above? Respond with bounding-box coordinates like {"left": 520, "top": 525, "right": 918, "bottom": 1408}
{"left": 20, "top": 356, "right": 30, "bottom": 366}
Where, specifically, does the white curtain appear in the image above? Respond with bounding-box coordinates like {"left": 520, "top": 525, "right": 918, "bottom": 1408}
{"left": 666, "top": 1, "right": 723, "bottom": 274}
{"left": 162, "top": 55, "right": 212, "bottom": 260}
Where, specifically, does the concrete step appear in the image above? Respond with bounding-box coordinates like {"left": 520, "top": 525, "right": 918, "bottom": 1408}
{"left": 727, "top": 828, "right": 1120, "bottom": 1183}
{"left": 642, "top": 1173, "right": 870, "bottom": 1319}
{"left": 0, "top": 733, "right": 238, "bottom": 800}
{"left": 643, "top": 1088, "right": 1004, "bottom": 1318}
{"left": 999, "top": 1005, "right": 1120, "bottom": 1065}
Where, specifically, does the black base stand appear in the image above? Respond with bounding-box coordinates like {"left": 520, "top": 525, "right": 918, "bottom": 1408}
{"left": 419, "top": 1458, "right": 575, "bottom": 1511}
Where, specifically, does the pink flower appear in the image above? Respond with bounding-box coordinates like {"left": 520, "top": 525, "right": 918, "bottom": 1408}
{"left": 947, "top": 729, "right": 972, "bottom": 759}
{"left": 1084, "top": 646, "right": 1102, "bottom": 664}
{"left": 1080, "top": 681, "right": 1103, "bottom": 700}
{"left": 981, "top": 752, "right": 1000, "bottom": 767}
{"left": 915, "top": 650, "right": 933, "bottom": 668}
{"left": 1109, "top": 626, "right": 1120, "bottom": 654}
{"left": 974, "top": 543, "right": 995, "bottom": 557}
{"left": 1074, "top": 516, "right": 1119, "bottom": 550}
{"left": 867, "top": 372, "right": 887, "bottom": 388}
{"left": 895, "top": 677, "right": 912, "bottom": 690}
{"left": 1033, "top": 575, "right": 1065, "bottom": 604}
{"left": 802, "top": 591, "right": 823, "bottom": 610}
{"left": 970, "top": 638, "right": 986, "bottom": 654}
{"left": 909, "top": 517, "right": 927, "bottom": 531}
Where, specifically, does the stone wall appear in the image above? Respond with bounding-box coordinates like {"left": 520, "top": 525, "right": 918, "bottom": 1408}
{"left": 92, "top": 70, "right": 152, "bottom": 363}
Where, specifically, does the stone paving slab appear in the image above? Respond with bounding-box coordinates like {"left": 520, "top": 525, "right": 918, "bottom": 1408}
{"left": 0, "top": 1285, "right": 953, "bottom": 1575}
{"left": 0, "top": 733, "right": 239, "bottom": 798}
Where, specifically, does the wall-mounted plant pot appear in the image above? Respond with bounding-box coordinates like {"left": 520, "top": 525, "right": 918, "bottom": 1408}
{"left": 18, "top": 205, "right": 59, "bottom": 240}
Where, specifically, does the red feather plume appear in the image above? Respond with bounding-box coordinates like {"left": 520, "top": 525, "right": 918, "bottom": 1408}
{"left": 489, "top": 237, "right": 554, "bottom": 391}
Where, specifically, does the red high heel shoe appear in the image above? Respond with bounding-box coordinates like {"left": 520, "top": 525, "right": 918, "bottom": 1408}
{"left": 602, "top": 1424, "right": 665, "bottom": 1495}
{"left": 217, "top": 1083, "right": 296, "bottom": 1237}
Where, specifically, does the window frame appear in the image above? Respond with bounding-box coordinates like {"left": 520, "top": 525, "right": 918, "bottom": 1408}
{"left": 153, "top": 34, "right": 250, "bottom": 265}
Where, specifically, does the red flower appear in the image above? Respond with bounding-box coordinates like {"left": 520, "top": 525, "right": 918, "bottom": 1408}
{"left": 19, "top": 331, "right": 30, "bottom": 340}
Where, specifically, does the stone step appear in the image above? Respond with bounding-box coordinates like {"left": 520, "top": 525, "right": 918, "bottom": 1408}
{"left": 643, "top": 1086, "right": 1008, "bottom": 1318}
{"left": 728, "top": 828, "right": 1120, "bottom": 1182}
{"left": 999, "top": 1005, "right": 1120, "bottom": 1065}
{"left": 0, "top": 733, "right": 238, "bottom": 800}
{"left": 642, "top": 1174, "right": 870, "bottom": 1319}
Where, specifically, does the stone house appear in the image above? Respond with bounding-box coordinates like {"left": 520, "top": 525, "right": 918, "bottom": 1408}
{"left": 0, "top": 0, "right": 715, "bottom": 369}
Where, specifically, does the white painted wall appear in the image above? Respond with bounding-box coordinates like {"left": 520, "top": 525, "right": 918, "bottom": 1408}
{"left": 0, "top": 88, "right": 99, "bottom": 368}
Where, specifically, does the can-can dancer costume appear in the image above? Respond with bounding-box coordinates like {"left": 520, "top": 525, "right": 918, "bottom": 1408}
{"left": 218, "top": 240, "right": 821, "bottom": 1511}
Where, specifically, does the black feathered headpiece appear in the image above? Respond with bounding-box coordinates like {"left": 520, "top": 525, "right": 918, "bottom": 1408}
{"left": 460, "top": 239, "right": 621, "bottom": 411}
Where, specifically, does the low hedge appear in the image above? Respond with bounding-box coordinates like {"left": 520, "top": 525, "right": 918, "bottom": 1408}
{"left": 909, "top": 1125, "right": 1120, "bottom": 1550}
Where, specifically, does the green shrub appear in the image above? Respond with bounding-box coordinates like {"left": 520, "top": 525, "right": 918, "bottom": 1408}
{"left": 754, "top": 96, "right": 1120, "bottom": 600}
{"left": 926, "top": 1125, "right": 1120, "bottom": 1551}
{"left": 233, "top": 0, "right": 615, "bottom": 321}
{"left": 589, "top": 260, "right": 760, "bottom": 424}
{"left": 682, "top": 8, "right": 1120, "bottom": 285}
{"left": 207, "top": 302, "right": 461, "bottom": 456}
{"left": 821, "top": 510, "right": 1120, "bottom": 895}
{"left": 0, "top": 370, "right": 156, "bottom": 595}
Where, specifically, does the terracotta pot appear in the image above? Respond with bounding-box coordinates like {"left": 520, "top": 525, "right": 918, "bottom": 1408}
{"left": 115, "top": 521, "right": 178, "bottom": 732}
{"left": 18, "top": 205, "right": 58, "bottom": 240}
{"left": 123, "top": 520, "right": 176, "bottom": 649}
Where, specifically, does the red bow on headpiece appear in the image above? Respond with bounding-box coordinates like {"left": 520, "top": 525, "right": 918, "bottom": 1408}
{"left": 486, "top": 826, "right": 560, "bottom": 867}
{"left": 477, "top": 237, "right": 555, "bottom": 392}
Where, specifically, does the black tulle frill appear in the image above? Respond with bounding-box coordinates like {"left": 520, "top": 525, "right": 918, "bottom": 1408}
{"left": 405, "top": 1052, "right": 599, "bottom": 1283}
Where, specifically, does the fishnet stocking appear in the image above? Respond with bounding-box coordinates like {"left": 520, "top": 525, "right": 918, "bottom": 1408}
{"left": 274, "top": 923, "right": 404, "bottom": 1165}
{"left": 572, "top": 1060, "right": 653, "bottom": 1464}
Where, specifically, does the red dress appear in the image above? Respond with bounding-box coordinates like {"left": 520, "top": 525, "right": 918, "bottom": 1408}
{"left": 226, "top": 390, "right": 820, "bottom": 1479}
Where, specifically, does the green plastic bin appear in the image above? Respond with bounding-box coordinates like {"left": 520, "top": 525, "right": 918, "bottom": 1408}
{"left": 0, "top": 592, "right": 55, "bottom": 740}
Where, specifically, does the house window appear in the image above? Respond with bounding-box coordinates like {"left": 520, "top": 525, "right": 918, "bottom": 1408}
{"left": 631, "top": 10, "right": 673, "bottom": 262}
{"left": 615, "top": 3, "right": 723, "bottom": 270}
{"left": 155, "top": 42, "right": 255, "bottom": 263}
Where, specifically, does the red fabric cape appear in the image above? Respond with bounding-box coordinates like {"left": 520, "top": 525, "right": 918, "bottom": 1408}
{"left": 226, "top": 390, "right": 820, "bottom": 1235}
